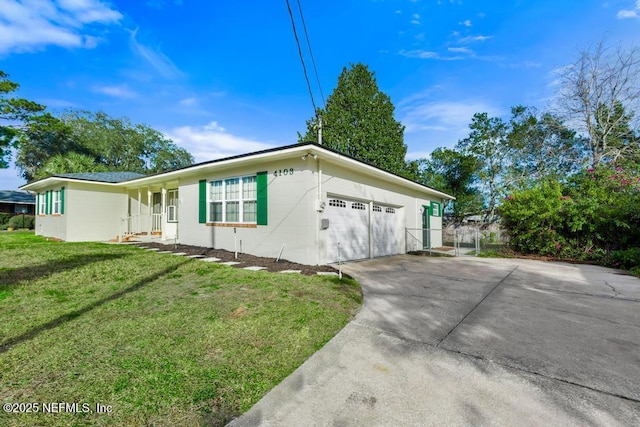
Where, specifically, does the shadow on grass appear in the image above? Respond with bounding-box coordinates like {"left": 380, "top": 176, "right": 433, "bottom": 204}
{"left": 0, "top": 253, "right": 130, "bottom": 289}
{"left": 0, "top": 259, "right": 190, "bottom": 354}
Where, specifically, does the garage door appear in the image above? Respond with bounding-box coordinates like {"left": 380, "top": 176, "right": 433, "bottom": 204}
{"left": 373, "top": 205, "right": 400, "bottom": 257}
{"left": 326, "top": 198, "right": 369, "bottom": 262}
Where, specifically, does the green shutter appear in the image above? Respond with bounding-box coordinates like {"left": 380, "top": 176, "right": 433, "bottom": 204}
{"left": 430, "top": 201, "right": 441, "bottom": 217}
{"left": 198, "top": 180, "right": 207, "bottom": 223}
{"left": 47, "top": 191, "right": 51, "bottom": 215}
{"left": 256, "top": 171, "right": 268, "bottom": 225}
{"left": 60, "top": 187, "right": 65, "bottom": 215}
{"left": 36, "top": 193, "right": 40, "bottom": 214}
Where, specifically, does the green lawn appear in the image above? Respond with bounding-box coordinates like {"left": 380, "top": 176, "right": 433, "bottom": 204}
{"left": 0, "top": 232, "right": 361, "bottom": 426}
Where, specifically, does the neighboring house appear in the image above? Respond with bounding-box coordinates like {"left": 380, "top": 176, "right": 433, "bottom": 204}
{"left": 0, "top": 190, "right": 36, "bottom": 215}
{"left": 21, "top": 143, "right": 454, "bottom": 265}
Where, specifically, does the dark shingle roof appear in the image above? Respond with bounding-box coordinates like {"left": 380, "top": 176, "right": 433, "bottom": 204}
{"left": 56, "top": 172, "right": 147, "bottom": 183}
{"left": 0, "top": 190, "right": 36, "bottom": 204}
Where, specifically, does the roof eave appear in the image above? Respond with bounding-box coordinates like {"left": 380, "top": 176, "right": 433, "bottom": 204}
{"left": 19, "top": 143, "right": 455, "bottom": 201}
{"left": 20, "top": 176, "right": 122, "bottom": 191}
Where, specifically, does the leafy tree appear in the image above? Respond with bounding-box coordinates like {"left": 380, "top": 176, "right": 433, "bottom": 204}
{"left": 506, "top": 105, "right": 586, "bottom": 185}
{"left": 457, "top": 112, "right": 509, "bottom": 221}
{"left": 556, "top": 40, "right": 640, "bottom": 166}
{"left": 418, "top": 147, "right": 483, "bottom": 222}
{"left": 17, "top": 110, "right": 194, "bottom": 180}
{"left": 299, "top": 63, "right": 407, "bottom": 175}
{"left": 592, "top": 101, "right": 639, "bottom": 164}
{"left": 16, "top": 113, "right": 80, "bottom": 181}
{"left": 34, "top": 152, "right": 107, "bottom": 180}
{"left": 0, "top": 70, "right": 46, "bottom": 168}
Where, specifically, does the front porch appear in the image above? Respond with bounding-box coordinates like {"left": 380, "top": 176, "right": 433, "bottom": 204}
{"left": 120, "top": 183, "right": 179, "bottom": 242}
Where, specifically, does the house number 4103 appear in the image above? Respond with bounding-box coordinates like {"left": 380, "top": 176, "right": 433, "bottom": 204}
{"left": 274, "top": 168, "right": 294, "bottom": 177}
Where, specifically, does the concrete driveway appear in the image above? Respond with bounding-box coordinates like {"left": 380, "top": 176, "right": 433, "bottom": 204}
{"left": 229, "top": 256, "right": 640, "bottom": 426}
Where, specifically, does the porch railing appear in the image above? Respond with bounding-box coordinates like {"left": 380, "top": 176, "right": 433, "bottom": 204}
{"left": 120, "top": 213, "right": 163, "bottom": 241}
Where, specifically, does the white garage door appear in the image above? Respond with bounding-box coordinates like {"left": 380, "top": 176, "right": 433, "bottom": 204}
{"left": 326, "top": 198, "right": 369, "bottom": 262}
{"left": 373, "top": 205, "right": 401, "bottom": 257}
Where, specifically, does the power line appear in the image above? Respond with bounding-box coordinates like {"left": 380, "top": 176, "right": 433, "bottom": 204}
{"left": 295, "top": 0, "right": 325, "bottom": 109}
{"left": 285, "top": 0, "right": 317, "bottom": 112}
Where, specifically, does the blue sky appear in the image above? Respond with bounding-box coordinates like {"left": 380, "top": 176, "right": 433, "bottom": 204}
{"left": 1, "top": 0, "right": 639, "bottom": 189}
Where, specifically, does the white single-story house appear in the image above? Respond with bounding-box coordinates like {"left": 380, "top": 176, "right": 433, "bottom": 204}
{"left": 20, "top": 143, "right": 454, "bottom": 265}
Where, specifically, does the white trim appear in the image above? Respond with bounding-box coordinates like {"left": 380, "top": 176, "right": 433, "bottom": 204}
{"left": 167, "top": 189, "right": 178, "bottom": 222}
{"left": 208, "top": 175, "right": 257, "bottom": 223}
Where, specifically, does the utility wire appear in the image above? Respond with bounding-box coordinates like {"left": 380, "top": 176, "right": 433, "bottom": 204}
{"left": 285, "top": 0, "right": 317, "bottom": 113}
{"left": 295, "top": 0, "right": 325, "bottom": 109}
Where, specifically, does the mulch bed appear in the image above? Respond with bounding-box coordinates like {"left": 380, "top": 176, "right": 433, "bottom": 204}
{"left": 133, "top": 241, "right": 340, "bottom": 276}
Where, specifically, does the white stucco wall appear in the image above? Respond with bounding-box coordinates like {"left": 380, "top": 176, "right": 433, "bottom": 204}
{"left": 175, "top": 154, "right": 447, "bottom": 265}
{"left": 178, "top": 157, "right": 319, "bottom": 264}
{"left": 317, "top": 161, "right": 443, "bottom": 262}
{"left": 34, "top": 187, "right": 67, "bottom": 241}
{"left": 64, "top": 183, "right": 127, "bottom": 242}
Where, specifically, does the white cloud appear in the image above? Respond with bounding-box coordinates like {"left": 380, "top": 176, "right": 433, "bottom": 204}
{"left": 459, "top": 19, "right": 472, "bottom": 27}
{"left": 411, "top": 13, "right": 420, "bottom": 24}
{"left": 448, "top": 47, "right": 473, "bottom": 54}
{"left": 399, "top": 96, "right": 502, "bottom": 141}
{"left": 617, "top": 0, "right": 640, "bottom": 18}
{"left": 92, "top": 84, "right": 138, "bottom": 99}
{"left": 165, "top": 122, "right": 276, "bottom": 163}
{"left": 399, "top": 49, "right": 440, "bottom": 59}
{"left": 129, "top": 27, "right": 184, "bottom": 79}
{"left": 458, "top": 35, "right": 493, "bottom": 43}
{"left": 399, "top": 49, "right": 468, "bottom": 61}
{"left": 178, "top": 97, "right": 197, "bottom": 107}
{"left": 0, "top": 0, "right": 122, "bottom": 54}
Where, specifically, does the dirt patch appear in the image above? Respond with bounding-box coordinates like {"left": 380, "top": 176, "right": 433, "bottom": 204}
{"left": 135, "top": 242, "right": 340, "bottom": 276}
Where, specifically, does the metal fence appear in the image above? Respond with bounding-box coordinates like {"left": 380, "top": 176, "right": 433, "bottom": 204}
{"left": 406, "top": 225, "right": 508, "bottom": 257}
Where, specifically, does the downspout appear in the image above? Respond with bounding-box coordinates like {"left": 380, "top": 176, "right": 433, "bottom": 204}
{"left": 316, "top": 157, "right": 322, "bottom": 265}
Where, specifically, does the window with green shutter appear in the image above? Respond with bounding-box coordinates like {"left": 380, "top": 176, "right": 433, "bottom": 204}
{"left": 60, "top": 187, "right": 65, "bottom": 215}
{"left": 256, "top": 171, "right": 268, "bottom": 225}
{"left": 47, "top": 190, "right": 52, "bottom": 215}
{"left": 430, "top": 201, "right": 441, "bottom": 217}
{"left": 198, "top": 180, "right": 207, "bottom": 223}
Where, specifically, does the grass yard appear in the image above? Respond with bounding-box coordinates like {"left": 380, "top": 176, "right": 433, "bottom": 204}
{"left": 0, "top": 232, "right": 361, "bottom": 426}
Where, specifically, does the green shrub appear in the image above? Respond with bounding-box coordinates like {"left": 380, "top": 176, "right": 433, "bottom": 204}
{"left": 500, "top": 165, "right": 640, "bottom": 265}
{"left": 7, "top": 214, "right": 35, "bottom": 229}
{"left": 607, "top": 248, "right": 640, "bottom": 270}
{"left": 499, "top": 180, "right": 567, "bottom": 256}
{"left": 0, "top": 213, "right": 11, "bottom": 226}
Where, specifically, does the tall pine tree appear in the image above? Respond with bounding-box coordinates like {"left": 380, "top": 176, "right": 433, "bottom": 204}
{"left": 299, "top": 63, "right": 407, "bottom": 175}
